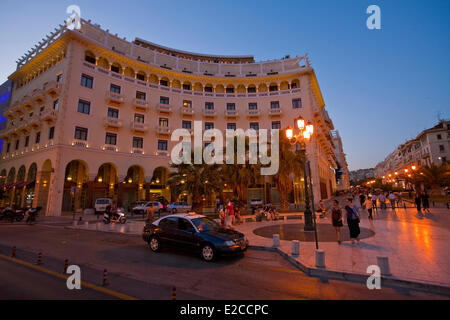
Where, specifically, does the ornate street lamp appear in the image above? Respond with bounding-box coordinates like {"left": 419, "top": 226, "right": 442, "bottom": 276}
{"left": 285, "top": 117, "right": 318, "bottom": 248}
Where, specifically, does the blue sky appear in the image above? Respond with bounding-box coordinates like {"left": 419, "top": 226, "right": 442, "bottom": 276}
{"left": 0, "top": 0, "right": 448, "bottom": 170}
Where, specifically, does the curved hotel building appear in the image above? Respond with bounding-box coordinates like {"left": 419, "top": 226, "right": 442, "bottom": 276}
{"left": 0, "top": 19, "right": 348, "bottom": 216}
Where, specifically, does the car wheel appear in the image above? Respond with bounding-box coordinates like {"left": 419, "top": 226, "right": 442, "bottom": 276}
{"left": 201, "top": 244, "right": 216, "bottom": 262}
{"left": 149, "top": 237, "right": 161, "bottom": 252}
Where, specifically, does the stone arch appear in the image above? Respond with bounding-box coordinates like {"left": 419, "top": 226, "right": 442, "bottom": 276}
{"left": 110, "top": 62, "right": 122, "bottom": 74}
{"left": 97, "top": 57, "right": 109, "bottom": 70}
{"left": 160, "top": 77, "right": 170, "bottom": 87}
{"left": 215, "top": 84, "right": 225, "bottom": 93}
{"left": 136, "top": 70, "right": 147, "bottom": 81}
{"left": 95, "top": 162, "right": 119, "bottom": 185}
{"left": 149, "top": 74, "right": 159, "bottom": 84}
{"left": 0, "top": 169, "right": 6, "bottom": 185}
{"left": 269, "top": 82, "right": 279, "bottom": 91}
{"left": 193, "top": 82, "right": 203, "bottom": 92}
{"left": 84, "top": 50, "right": 96, "bottom": 64}
{"left": 258, "top": 83, "right": 268, "bottom": 92}
{"left": 291, "top": 78, "right": 300, "bottom": 89}
{"left": 280, "top": 81, "right": 290, "bottom": 90}
{"left": 7, "top": 167, "right": 15, "bottom": 183}
{"left": 247, "top": 84, "right": 257, "bottom": 93}
{"left": 27, "top": 163, "right": 37, "bottom": 181}
{"left": 61, "top": 160, "right": 89, "bottom": 213}
{"left": 124, "top": 66, "right": 135, "bottom": 78}
{"left": 236, "top": 84, "right": 246, "bottom": 93}
{"left": 172, "top": 79, "right": 181, "bottom": 89}
{"left": 182, "top": 81, "right": 192, "bottom": 90}
{"left": 16, "top": 165, "right": 26, "bottom": 182}
{"left": 150, "top": 166, "right": 170, "bottom": 203}
{"left": 204, "top": 83, "right": 214, "bottom": 92}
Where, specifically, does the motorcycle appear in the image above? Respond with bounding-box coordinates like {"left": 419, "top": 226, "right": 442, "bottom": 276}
{"left": 103, "top": 207, "right": 127, "bottom": 224}
{"left": 25, "top": 207, "right": 42, "bottom": 225}
{"left": 0, "top": 207, "right": 25, "bottom": 223}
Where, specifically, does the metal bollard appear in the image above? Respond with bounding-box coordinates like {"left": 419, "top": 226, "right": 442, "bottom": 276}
{"left": 284, "top": 216, "right": 287, "bottom": 222}
{"left": 84, "top": 221, "right": 89, "bottom": 229}
{"left": 172, "top": 287, "right": 177, "bottom": 300}
{"left": 103, "top": 269, "right": 109, "bottom": 286}
{"left": 291, "top": 240, "right": 299, "bottom": 257}
{"left": 315, "top": 250, "right": 325, "bottom": 268}
{"left": 377, "top": 256, "right": 391, "bottom": 276}
{"left": 273, "top": 234, "right": 280, "bottom": 248}
{"left": 72, "top": 220, "right": 78, "bottom": 228}
{"left": 36, "top": 252, "right": 43, "bottom": 265}
{"left": 63, "top": 259, "right": 69, "bottom": 273}
{"left": 404, "top": 203, "right": 406, "bottom": 209}
{"left": 11, "top": 246, "right": 16, "bottom": 258}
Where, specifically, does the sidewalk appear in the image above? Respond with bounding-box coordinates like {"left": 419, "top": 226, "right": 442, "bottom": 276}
{"left": 234, "top": 207, "right": 450, "bottom": 289}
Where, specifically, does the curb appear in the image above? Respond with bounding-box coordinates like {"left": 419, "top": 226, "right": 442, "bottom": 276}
{"left": 248, "top": 245, "right": 450, "bottom": 296}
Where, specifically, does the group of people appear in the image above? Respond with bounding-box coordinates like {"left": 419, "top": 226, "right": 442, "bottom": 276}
{"left": 414, "top": 192, "right": 431, "bottom": 214}
{"left": 329, "top": 198, "right": 362, "bottom": 244}
{"left": 218, "top": 199, "right": 241, "bottom": 228}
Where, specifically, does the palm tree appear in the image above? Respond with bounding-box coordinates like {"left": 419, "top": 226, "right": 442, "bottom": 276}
{"left": 168, "top": 159, "right": 223, "bottom": 212}
{"left": 272, "top": 135, "right": 304, "bottom": 210}
{"left": 412, "top": 163, "right": 450, "bottom": 195}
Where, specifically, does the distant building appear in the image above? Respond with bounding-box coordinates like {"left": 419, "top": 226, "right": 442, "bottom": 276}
{"left": 375, "top": 120, "right": 450, "bottom": 178}
{"left": 349, "top": 168, "right": 375, "bottom": 183}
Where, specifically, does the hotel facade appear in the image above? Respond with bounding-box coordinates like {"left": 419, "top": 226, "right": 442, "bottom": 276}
{"left": 0, "top": 19, "right": 347, "bottom": 216}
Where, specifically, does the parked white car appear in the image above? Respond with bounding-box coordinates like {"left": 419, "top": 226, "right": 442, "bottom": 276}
{"left": 167, "top": 201, "right": 192, "bottom": 213}
{"left": 94, "top": 198, "right": 112, "bottom": 214}
{"left": 132, "top": 201, "right": 164, "bottom": 215}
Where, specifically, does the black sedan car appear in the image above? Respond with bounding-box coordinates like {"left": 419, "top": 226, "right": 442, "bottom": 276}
{"left": 142, "top": 213, "right": 248, "bottom": 261}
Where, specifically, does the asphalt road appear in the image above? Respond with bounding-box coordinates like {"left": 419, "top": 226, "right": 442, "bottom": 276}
{"left": 0, "top": 224, "right": 447, "bottom": 300}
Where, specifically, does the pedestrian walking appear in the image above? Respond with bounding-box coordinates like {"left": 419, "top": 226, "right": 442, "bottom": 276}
{"left": 414, "top": 192, "right": 422, "bottom": 214}
{"left": 344, "top": 198, "right": 361, "bottom": 244}
{"left": 396, "top": 192, "right": 403, "bottom": 208}
{"left": 378, "top": 193, "right": 386, "bottom": 210}
{"left": 359, "top": 193, "right": 366, "bottom": 208}
{"left": 371, "top": 193, "right": 378, "bottom": 211}
{"left": 225, "top": 199, "right": 234, "bottom": 228}
{"left": 146, "top": 203, "right": 155, "bottom": 223}
{"left": 331, "top": 200, "right": 343, "bottom": 244}
{"left": 421, "top": 192, "right": 430, "bottom": 213}
{"left": 364, "top": 196, "right": 374, "bottom": 220}
{"left": 234, "top": 205, "right": 241, "bottom": 225}
{"left": 388, "top": 192, "right": 396, "bottom": 209}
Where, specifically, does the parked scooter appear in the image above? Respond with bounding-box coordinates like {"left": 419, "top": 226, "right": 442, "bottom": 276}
{"left": 0, "top": 207, "right": 25, "bottom": 223}
{"left": 103, "top": 207, "right": 127, "bottom": 224}
{"left": 25, "top": 207, "right": 42, "bottom": 225}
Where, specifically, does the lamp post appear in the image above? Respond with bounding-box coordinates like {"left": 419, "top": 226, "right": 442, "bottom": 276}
{"left": 285, "top": 117, "right": 318, "bottom": 249}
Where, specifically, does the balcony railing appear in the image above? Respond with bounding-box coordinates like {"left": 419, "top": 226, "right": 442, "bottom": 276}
{"left": 180, "top": 107, "right": 195, "bottom": 116}
{"left": 224, "top": 110, "right": 239, "bottom": 118}
{"left": 246, "top": 109, "right": 260, "bottom": 117}
{"left": 27, "top": 115, "right": 41, "bottom": 129}
{"left": 44, "top": 80, "right": 61, "bottom": 96}
{"left": 20, "top": 97, "right": 33, "bottom": 110}
{"left": 156, "top": 103, "right": 172, "bottom": 113}
{"left": 41, "top": 109, "right": 58, "bottom": 123}
{"left": 31, "top": 90, "right": 45, "bottom": 104}
{"left": 202, "top": 109, "right": 217, "bottom": 117}
{"left": 268, "top": 108, "right": 282, "bottom": 116}
{"left": 72, "top": 139, "right": 88, "bottom": 148}
{"left": 132, "top": 98, "right": 149, "bottom": 111}
{"left": 106, "top": 91, "right": 124, "bottom": 104}
{"left": 155, "top": 126, "right": 171, "bottom": 135}
{"left": 130, "top": 121, "right": 149, "bottom": 132}
{"left": 102, "top": 145, "right": 119, "bottom": 152}
{"left": 103, "top": 117, "right": 123, "bottom": 128}
{"left": 131, "top": 148, "right": 144, "bottom": 154}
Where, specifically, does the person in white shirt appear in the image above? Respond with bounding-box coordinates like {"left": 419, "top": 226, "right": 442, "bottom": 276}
{"left": 371, "top": 193, "right": 378, "bottom": 210}
{"left": 388, "top": 192, "right": 396, "bottom": 209}
{"left": 378, "top": 193, "right": 386, "bottom": 210}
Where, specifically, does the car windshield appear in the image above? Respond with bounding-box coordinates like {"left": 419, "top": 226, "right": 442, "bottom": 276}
{"left": 191, "top": 217, "right": 220, "bottom": 232}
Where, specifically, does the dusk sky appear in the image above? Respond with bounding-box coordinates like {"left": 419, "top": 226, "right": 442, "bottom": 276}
{"left": 0, "top": 0, "right": 448, "bottom": 170}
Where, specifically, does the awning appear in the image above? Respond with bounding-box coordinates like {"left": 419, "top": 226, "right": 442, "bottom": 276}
{"left": 14, "top": 180, "right": 35, "bottom": 188}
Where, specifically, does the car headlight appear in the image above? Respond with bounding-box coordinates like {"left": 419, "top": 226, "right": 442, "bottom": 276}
{"left": 224, "top": 240, "right": 235, "bottom": 246}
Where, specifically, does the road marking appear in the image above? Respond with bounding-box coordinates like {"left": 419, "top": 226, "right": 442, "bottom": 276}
{"left": 0, "top": 253, "right": 138, "bottom": 300}
{"left": 237, "top": 262, "right": 304, "bottom": 275}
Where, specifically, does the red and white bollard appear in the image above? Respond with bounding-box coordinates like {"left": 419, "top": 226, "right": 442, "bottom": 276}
{"left": 11, "top": 246, "right": 16, "bottom": 258}
{"left": 36, "top": 252, "right": 43, "bottom": 265}
{"left": 63, "top": 259, "right": 69, "bottom": 273}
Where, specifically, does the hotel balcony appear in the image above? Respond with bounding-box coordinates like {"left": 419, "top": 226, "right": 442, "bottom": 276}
{"left": 44, "top": 80, "right": 61, "bottom": 96}
{"left": 156, "top": 103, "right": 173, "bottom": 113}
{"left": 102, "top": 145, "right": 119, "bottom": 152}
{"left": 268, "top": 108, "right": 283, "bottom": 116}
{"left": 155, "top": 126, "right": 171, "bottom": 135}
{"left": 246, "top": 109, "right": 260, "bottom": 117}
{"left": 31, "top": 89, "right": 46, "bottom": 104}
{"left": 106, "top": 91, "right": 124, "bottom": 104}
{"left": 27, "top": 115, "right": 41, "bottom": 129}
{"left": 72, "top": 139, "right": 88, "bottom": 148}
{"left": 202, "top": 109, "right": 217, "bottom": 118}
{"left": 180, "top": 107, "right": 195, "bottom": 116}
{"left": 130, "top": 121, "right": 149, "bottom": 132}
{"left": 132, "top": 98, "right": 149, "bottom": 111}
{"left": 41, "top": 109, "right": 58, "bottom": 123}
{"left": 224, "top": 110, "right": 239, "bottom": 118}
{"left": 131, "top": 148, "right": 145, "bottom": 155}
{"left": 103, "top": 117, "right": 123, "bottom": 128}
